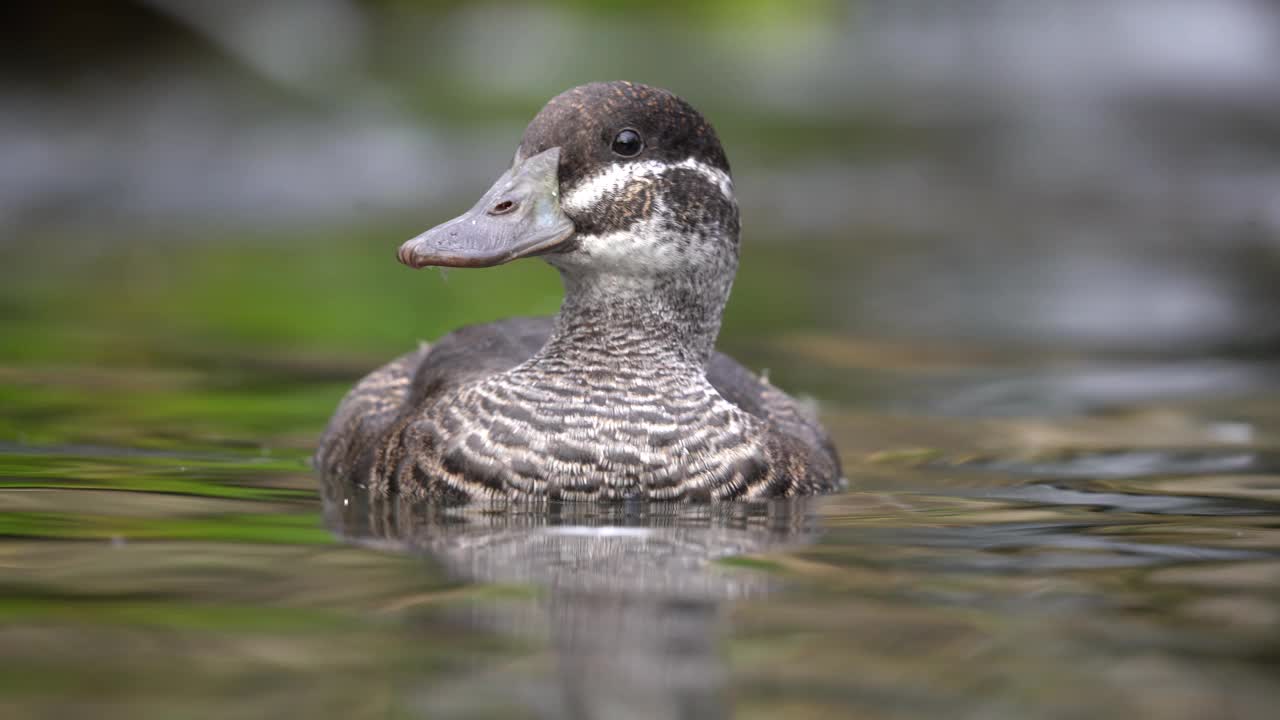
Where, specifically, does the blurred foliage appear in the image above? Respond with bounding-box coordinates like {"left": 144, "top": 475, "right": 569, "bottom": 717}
{"left": 0, "top": 224, "right": 836, "bottom": 369}
{"left": 0, "top": 225, "right": 559, "bottom": 364}
{"left": 370, "top": 0, "right": 844, "bottom": 27}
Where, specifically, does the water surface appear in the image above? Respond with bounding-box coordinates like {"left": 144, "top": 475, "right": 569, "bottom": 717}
{"left": 2, "top": 335, "right": 1277, "bottom": 719}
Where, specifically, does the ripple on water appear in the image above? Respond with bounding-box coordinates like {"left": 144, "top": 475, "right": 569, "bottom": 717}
{"left": 1, "top": 363, "right": 1279, "bottom": 719}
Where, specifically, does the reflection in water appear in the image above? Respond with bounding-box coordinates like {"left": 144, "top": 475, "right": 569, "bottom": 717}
{"left": 322, "top": 477, "right": 818, "bottom": 719}
{"left": 2, "top": 370, "right": 1280, "bottom": 718}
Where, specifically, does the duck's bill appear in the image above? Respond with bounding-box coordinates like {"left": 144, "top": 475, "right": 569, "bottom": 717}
{"left": 397, "top": 147, "right": 575, "bottom": 269}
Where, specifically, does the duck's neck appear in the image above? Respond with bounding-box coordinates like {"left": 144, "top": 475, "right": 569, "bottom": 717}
{"left": 532, "top": 269, "right": 733, "bottom": 374}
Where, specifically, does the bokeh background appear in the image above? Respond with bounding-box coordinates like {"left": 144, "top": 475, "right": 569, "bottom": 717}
{"left": 5, "top": 0, "right": 1279, "bottom": 373}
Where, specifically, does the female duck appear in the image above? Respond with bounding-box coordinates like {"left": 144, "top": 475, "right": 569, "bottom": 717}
{"left": 318, "top": 81, "right": 842, "bottom": 502}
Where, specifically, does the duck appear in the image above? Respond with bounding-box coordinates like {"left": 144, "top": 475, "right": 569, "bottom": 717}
{"left": 317, "top": 81, "right": 843, "bottom": 502}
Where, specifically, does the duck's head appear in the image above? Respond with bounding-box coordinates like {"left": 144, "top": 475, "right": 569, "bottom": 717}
{"left": 398, "top": 82, "right": 739, "bottom": 295}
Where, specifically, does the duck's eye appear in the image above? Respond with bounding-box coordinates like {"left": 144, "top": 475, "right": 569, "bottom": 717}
{"left": 611, "top": 128, "right": 644, "bottom": 158}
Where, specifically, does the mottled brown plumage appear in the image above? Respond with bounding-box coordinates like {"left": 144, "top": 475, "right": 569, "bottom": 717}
{"left": 317, "top": 82, "right": 843, "bottom": 502}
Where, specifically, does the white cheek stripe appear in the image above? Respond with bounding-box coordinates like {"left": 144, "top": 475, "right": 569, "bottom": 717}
{"left": 563, "top": 157, "right": 734, "bottom": 213}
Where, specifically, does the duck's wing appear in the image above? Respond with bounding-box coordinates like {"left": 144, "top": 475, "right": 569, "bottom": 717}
{"left": 315, "top": 317, "right": 555, "bottom": 482}
{"left": 405, "top": 316, "right": 554, "bottom": 400}
{"left": 316, "top": 345, "right": 427, "bottom": 481}
{"left": 706, "top": 351, "right": 843, "bottom": 483}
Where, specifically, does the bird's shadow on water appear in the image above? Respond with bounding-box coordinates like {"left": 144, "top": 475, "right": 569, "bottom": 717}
{"left": 320, "top": 476, "right": 821, "bottom": 720}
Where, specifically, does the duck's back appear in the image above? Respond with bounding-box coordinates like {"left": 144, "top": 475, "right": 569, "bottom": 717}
{"left": 316, "top": 317, "right": 841, "bottom": 497}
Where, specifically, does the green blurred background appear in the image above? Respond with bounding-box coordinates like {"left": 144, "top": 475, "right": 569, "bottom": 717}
{"left": 2, "top": 0, "right": 1279, "bottom": 451}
